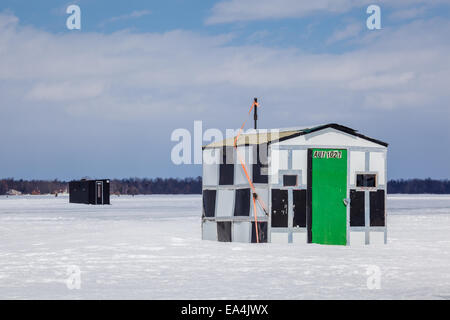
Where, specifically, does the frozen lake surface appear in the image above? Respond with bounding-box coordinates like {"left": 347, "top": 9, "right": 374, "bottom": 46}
{"left": 0, "top": 194, "right": 449, "bottom": 299}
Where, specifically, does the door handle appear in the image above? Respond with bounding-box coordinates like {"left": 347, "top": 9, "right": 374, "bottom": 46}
{"left": 343, "top": 198, "right": 350, "bottom": 206}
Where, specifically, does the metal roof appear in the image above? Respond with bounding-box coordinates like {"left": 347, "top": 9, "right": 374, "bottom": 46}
{"left": 203, "top": 123, "right": 388, "bottom": 149}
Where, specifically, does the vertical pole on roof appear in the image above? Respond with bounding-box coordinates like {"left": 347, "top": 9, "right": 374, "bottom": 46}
{"left": 253, "top": 97, "right": 258, "bottom": 130}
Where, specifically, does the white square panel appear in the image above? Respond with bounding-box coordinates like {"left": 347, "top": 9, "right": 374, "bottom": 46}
{"left": 270, "top": 232, "right": 288, "bottom": 243}
{"left": 232, "top": 222, "right": 251, "bottom": 243}
{"left": 350, "top": 151, "right": 365, "bottom": 185}
{"left": 292, "top": 150, "right": 307, "bottom": 185}
{"left": 202, "top": 221, "right": 217, "bottom": 241}
{"left": 202, "top": 149, "right": 219, "bottom": 186}
{"left": 370, "top": 232, "right": 385, "bottom": 245}
{"left": 350, "top": 232, "right": 365, "bottom": 246}
{"left": 216, "top": 189, "right": 234, "bottom": 217}
{"left": 292, "top": 232, "right": 307, "bottom": 244}
{"left": 370, "top": 152, "right": 386, "bottom": 185}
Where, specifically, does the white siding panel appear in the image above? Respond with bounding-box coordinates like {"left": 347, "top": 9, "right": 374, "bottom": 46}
{"left": 270, "top": 173, "right": 279, "bottom": 185}
{"left": 202, "top": 221, "right": 217, "bottom": 241}
{"left": 350, "top": 232, "right": 365, "bottom": 246}
{"left": 271, "top": 232, "right": 288, "bottom": 243}
{"left": 270, "top": 149, "right": 288, "bottom": 172}
{"left": 370, "top": 232, "right": 385, "bottom": 245}
{"left": 232, "top": 222, "right": 251, "bottom": 243}
{"left": 216, "top": 189, "right": 234, "bottom": 217}
{"left": 350, "top": 151, "right": 366, "bottom": 185}
{"left": 292, "top": 232, "right": 307, "bottom": 244}
{"left": 234, "top": 146, "right": 253, "bottom": 185}
{"left": 250, "top": 187, "right": 269, "bottom": 217}
{"left": 269, "top": 149, "right": 288, "bottom": 185}
{"left": 292, "top": 150, "right": 307, "bottom": 185}
{"left": 202, "top": 149, "right": 219, "bottom": 186}
{"left": 370, "top": 152, "right": 386, "bottom": 185}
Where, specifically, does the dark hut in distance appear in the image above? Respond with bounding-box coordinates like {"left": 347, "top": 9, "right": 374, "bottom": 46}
{"left": 69, "top": 179, "right": 110, "bottom": 205}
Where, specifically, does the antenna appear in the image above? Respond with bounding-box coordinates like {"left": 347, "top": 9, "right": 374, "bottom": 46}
{"left": 253, "top": 97, "right": 258, "bottom": 130}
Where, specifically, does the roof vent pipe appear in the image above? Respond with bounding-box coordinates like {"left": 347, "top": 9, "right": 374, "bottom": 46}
{"left": 253, "top": 97, "right": 258, "bottom": 130}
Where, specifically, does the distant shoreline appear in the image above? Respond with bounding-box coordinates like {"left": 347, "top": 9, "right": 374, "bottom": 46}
{"left": 1, "top": 177, "right": 449, "bottom": 195}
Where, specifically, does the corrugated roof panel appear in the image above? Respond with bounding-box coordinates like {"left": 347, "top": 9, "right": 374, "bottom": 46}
{"left": 203, "top": 130, "right": 300, "bottom": 149}
{"left": 202, "top": 123, "right": 388, "bottom": 149}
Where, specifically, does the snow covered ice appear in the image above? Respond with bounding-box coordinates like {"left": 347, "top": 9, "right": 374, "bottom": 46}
{"left": 0, "top": 194, "right": 449, "bottom": 299}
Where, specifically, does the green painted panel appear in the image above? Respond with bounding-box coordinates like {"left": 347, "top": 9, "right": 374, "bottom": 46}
{"left": 311, "top": 149, "right": 347, "bottom": 245}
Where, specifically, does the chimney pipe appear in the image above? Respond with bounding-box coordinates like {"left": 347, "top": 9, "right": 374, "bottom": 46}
{"left": 253, "top": 97, "right": 258, "bottom": 130}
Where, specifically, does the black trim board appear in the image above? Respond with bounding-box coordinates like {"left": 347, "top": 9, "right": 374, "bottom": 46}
{"left": 275, "top": 124, "right": 389, "bottom": 147}
{"left": 202, "top": 123, "right": 388, "bottom": 150}
{"left": 306, "top": 149, "right": 313, "bottom": 243}
{"left": 293, "top": 189, "right": 307, "bottom": 228}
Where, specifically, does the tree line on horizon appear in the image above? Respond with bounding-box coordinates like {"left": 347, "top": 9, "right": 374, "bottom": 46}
{"left": 0, "top": 177, "right": 202, "bottom": 195}
{"left": 0, "top": 177, "right": 449, "bottom": 195}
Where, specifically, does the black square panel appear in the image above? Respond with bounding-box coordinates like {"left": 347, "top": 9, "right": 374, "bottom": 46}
{"left": 217, "top": 221, "right": 232, "bottom": 242}
{"left": 283, "top": 175, "right": 298, "bottom": 187}
{"left": 271, "top": 189, "right": 288, "bottom": 227}
{"left": 350, "top": 189, "right": 365, "bottom": 226}
{"left": 370, "top": 190, "right": 385, "bottom": 226}
{"left": 251, "top": 222, "right": 268, "bottom": 243}
{"left": 234, "top": 188, "right": 250, "bottom": 216}
{"left": 203, "top": 190, "right": 216, "bottom": 218}
{"left": 293, "top": 189, "right": 306, "bottom": 227}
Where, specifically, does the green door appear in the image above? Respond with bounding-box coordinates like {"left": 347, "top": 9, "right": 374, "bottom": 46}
{"left": 310, "top": 149, "right": 347, "bottom": 245}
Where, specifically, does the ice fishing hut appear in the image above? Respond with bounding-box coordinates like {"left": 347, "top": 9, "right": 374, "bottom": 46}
{"left": 69, "top": 179, "right": 110, "bottom": 205}
{"left": 202, "top": 123, "right": 388, "bottom": 245}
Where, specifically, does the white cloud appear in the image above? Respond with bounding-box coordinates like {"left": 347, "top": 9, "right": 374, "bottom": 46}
{"left": 26, "top": 81, "right": 105, "bottom": 101}
{"left": 206, "top": 0, "right": 449, "bottom": 24}
{"left": 99, "top": 10, "right": 152, "bottom": 26}
{"left": 363, "top": 91, "right": 428, "bottom": 110}
{"left": 0, "top": 11, "right": 18, "bottom": 28}
{"left": 326, "top": 22, "right": 362, "bottom": 44}
{"left": 389, "top": 6, "right": 427, "bottom": 20}
{"left": 0, "top": 12, "right": 449, "bottom": 125}
{"left": 206, "top": 0, "right": 356, "bottom": 24}
{"left": 1, "top": 11, "right": 450, "bottom": 178}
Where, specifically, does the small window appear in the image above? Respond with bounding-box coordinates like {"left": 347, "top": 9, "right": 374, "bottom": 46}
{"left": 283, "top": 175, "right": 297, "bottom": 187}
{"left": 356, "top": 174, "right": 377, "bottom": 188}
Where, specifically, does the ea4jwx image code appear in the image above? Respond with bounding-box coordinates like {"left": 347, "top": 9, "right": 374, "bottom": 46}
{"left": 225, "top": 304, "right": 269, "bottom": 317}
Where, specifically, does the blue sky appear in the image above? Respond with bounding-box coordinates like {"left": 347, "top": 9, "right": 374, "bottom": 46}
{"left": 0, "top": 1, "right": 449, "bottom": 180}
